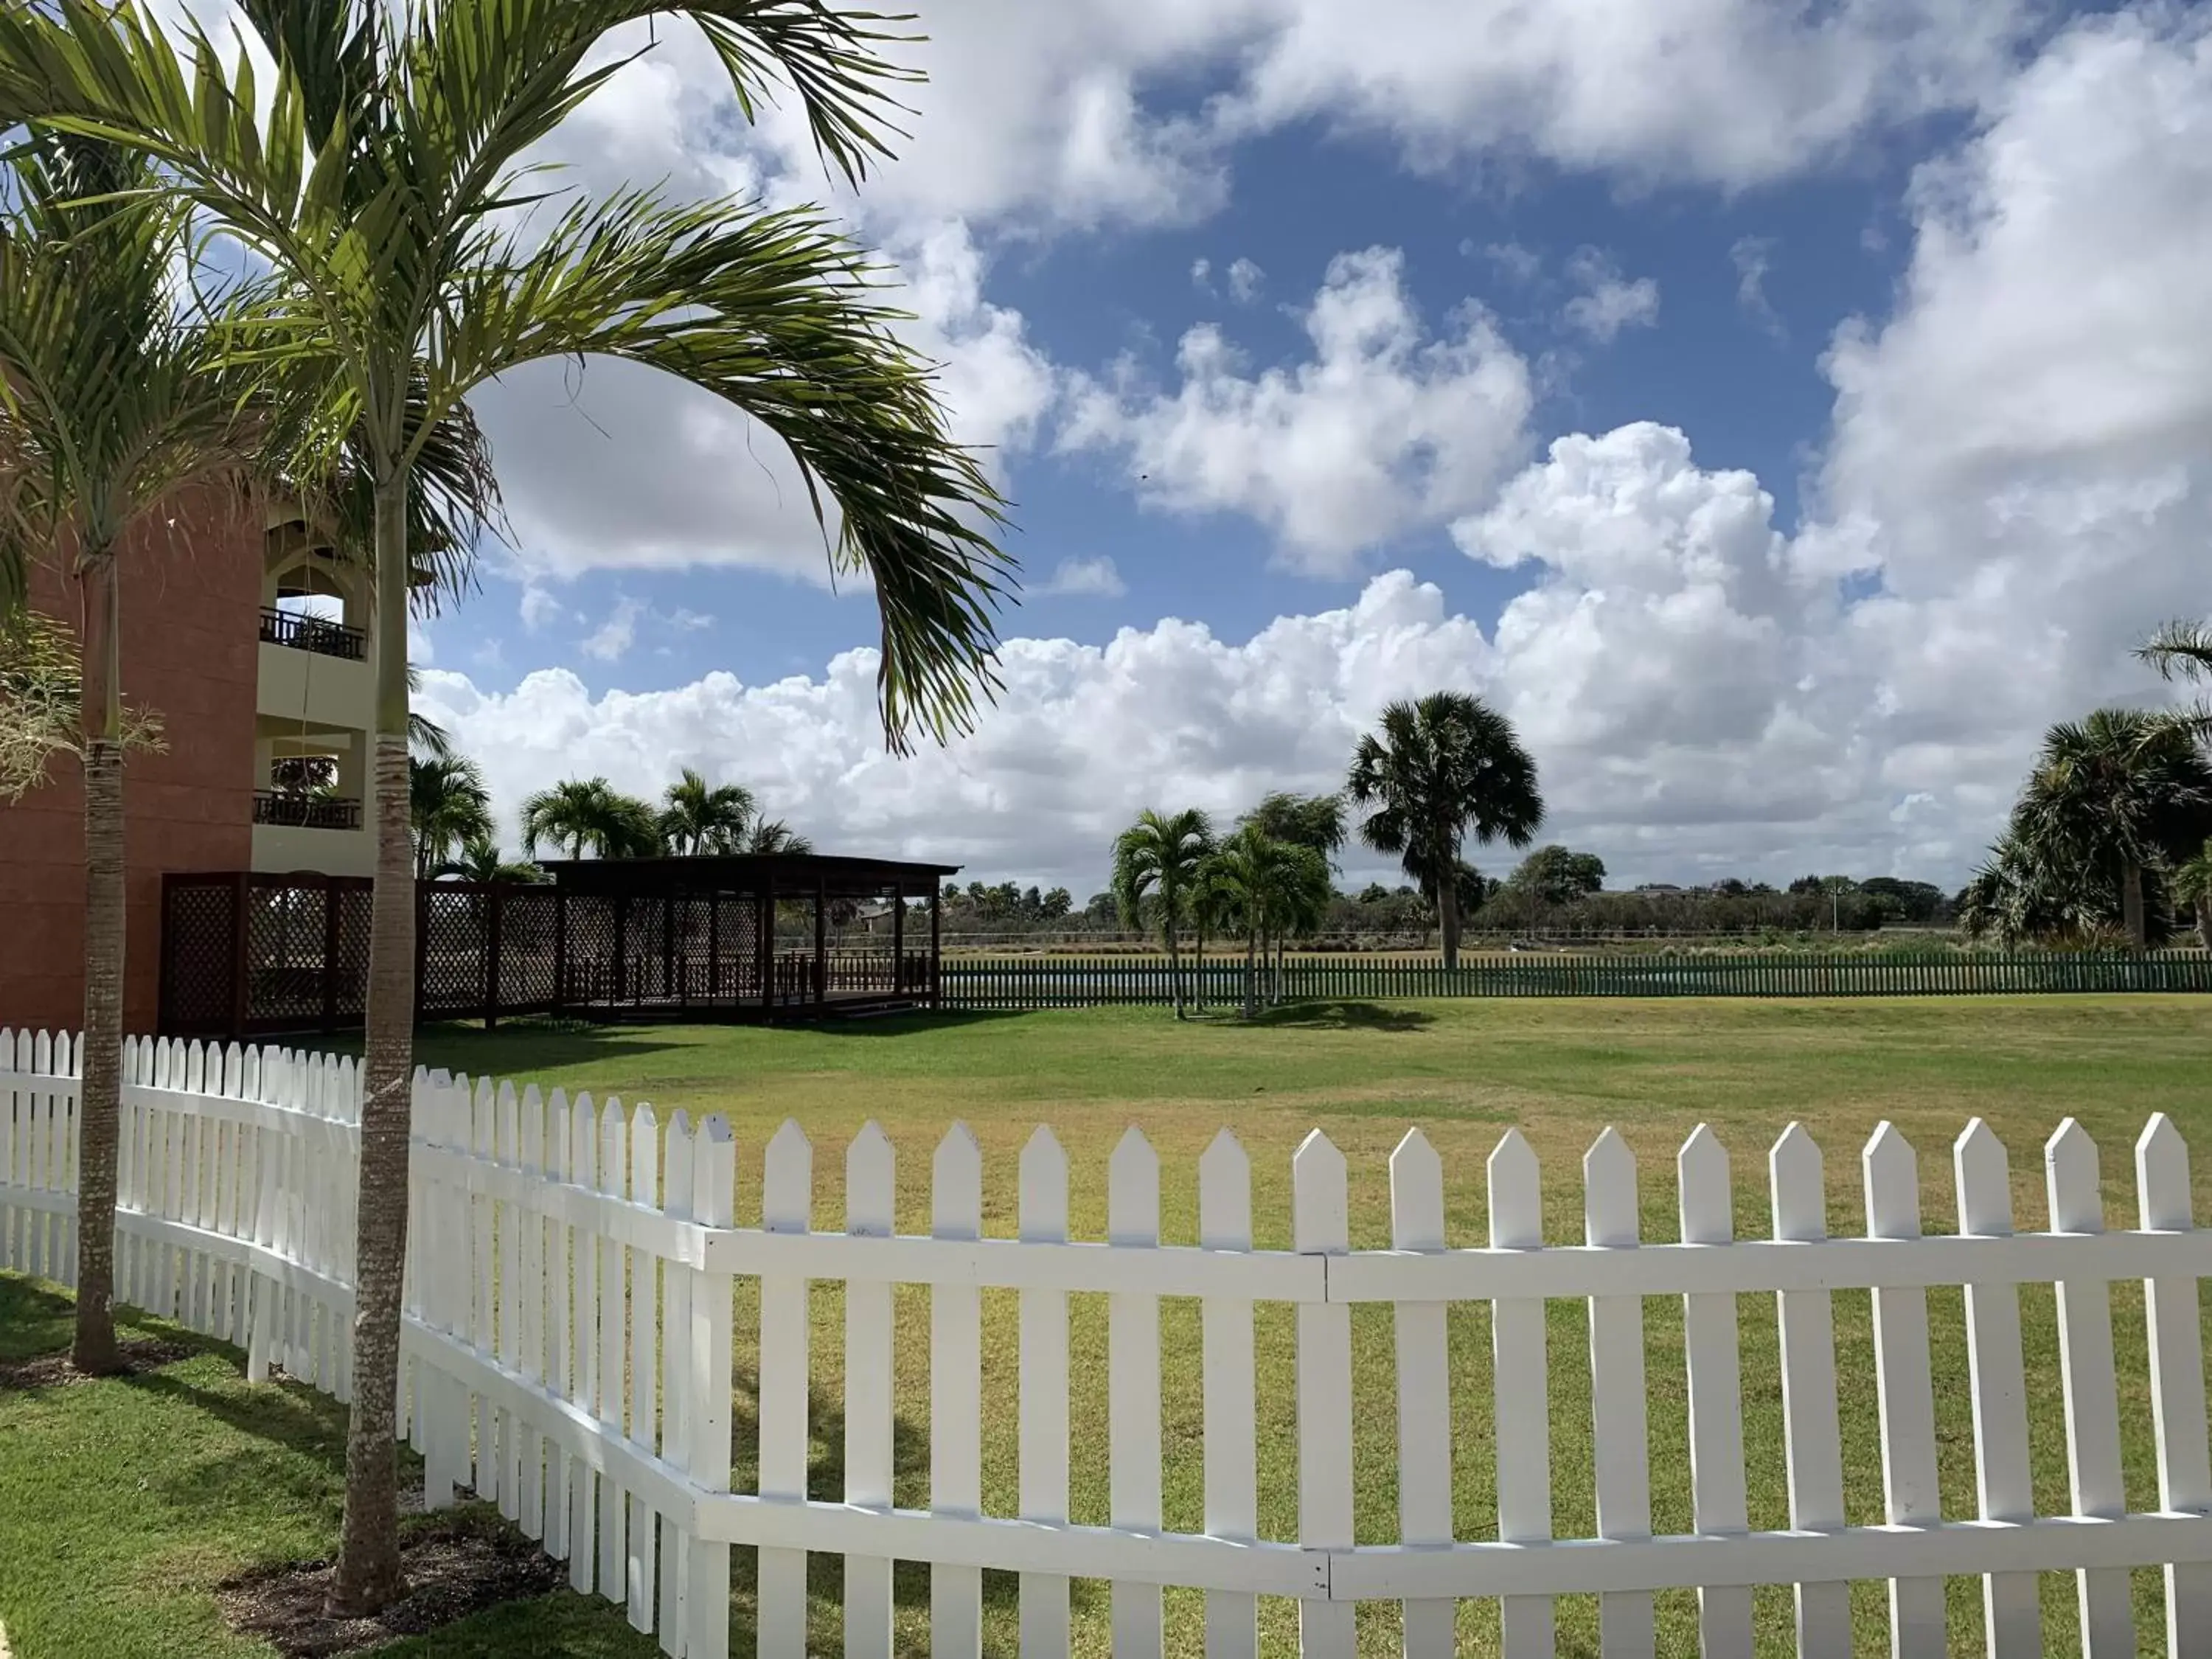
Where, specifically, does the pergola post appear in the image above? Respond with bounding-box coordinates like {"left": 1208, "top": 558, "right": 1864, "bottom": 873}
{"left": 814, "top": 876, "right": 828, "bottom": 1005}
{"left": 931, "top": 888, "right": 942, "bottom": 1009}
{"left": 760, "top": 874, "right": 776, "bottom": 1012}
{"left": 894, "top": 893, "right": 906, "bottom": 995}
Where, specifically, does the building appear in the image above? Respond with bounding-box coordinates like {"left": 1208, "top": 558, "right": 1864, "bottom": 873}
{"left": 0, "top": 487, "right": 381, "bottom": 1032}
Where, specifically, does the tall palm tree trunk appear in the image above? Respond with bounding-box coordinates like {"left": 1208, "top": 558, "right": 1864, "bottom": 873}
{"left": 1194, "top": 914, "right": 1207, "bottom": 1011}
{"left": 2197, "top": 892, "right": 2212, "bottom": 953}
{"left": 1242, "top": 928, "right": 1259, "bottom": 1020}
{"left": 1166, "top": 917, "right": 1184, "bottom": 1020}
{"left": 1438, "top": 869, "right": 1464, "bottom": 972}
{"left": 72, "top": 555, "right": 124, "bottom": 1375}
{"left": 2121, "top": 860, "right": 2149, "bottom": 956}
{"left": 331, "top": 476, "right": 415, "bottom": 1615}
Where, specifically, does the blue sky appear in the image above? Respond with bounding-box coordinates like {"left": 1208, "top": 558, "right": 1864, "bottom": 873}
{"left": 409, "top": 0, "right": 2212, "bottom": 895}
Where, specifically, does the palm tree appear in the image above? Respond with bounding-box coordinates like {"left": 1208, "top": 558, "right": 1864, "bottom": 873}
{"left": 1, "top": 8, "right": 1015, "bottom": 1596}
{"left": 1204, "top": 827, "right": 1333, "bottom": 1015}
{"left": 2169, "top": 838, "right": 2212, "bottom": 951}
{"left": 520, "top": 778, "right": 663, "bottom": 860}
{"left": 1240, "top": 790, "right": 1348, "bottom": 869}
{"left": 434, "top": 837, "right": 543, "bottom": 885}
{"left": 0, "top": 609, "right": 164, "bottom": 804}
{"left": 1187, "top": 855, "right": 1238, "bottom": 1012}
{"left": 1112, "top": 808, "right": 1214, "bottom": 1018}
{"left": 1347, "top": 693, "right": 1544, "bottom": 969}
{"left": 742, "top": 817, "right": 815, "bottom": 856}
{"left": 660, "top": 768, "right": 756, "bottom": 855}
{"left": 1960, "top": 830, "right": 2132, "bottom": 948}
{"left": 408, "top": 754, "right": 493, "bottom": 880}
{"left": 2016, "top": 708, "right": 2212, "bottom": 955}
{"left": 0, "top": 132, "right": 278, "bottom": 1374}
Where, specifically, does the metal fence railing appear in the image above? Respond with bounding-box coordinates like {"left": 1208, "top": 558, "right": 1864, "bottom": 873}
{"left": 939, "top": 950, "right": 2212, "bottom": 1009}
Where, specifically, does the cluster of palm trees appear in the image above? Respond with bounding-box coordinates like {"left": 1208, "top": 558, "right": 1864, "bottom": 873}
{"left": 521, "top": 769, "right": 813, "bottom": 861}
{"left": 1962, "top": 628, "right": 2212, "bottom": 953}
{"left": 0, "top": 1, "right": 1012, "bottom": 1610}
{"left": 409, "top": 757, "right": 816, "bottom": 876}
{"left": 1114, "top": 692, "right": 1545, "bottom": 1015}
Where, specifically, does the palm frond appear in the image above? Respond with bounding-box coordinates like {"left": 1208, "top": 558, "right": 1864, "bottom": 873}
{"left": 433, "top": 185, "right": 1012, "bottom": 748}
{"left": 2138, "top": 619, "right": 2212, "bottom": 686}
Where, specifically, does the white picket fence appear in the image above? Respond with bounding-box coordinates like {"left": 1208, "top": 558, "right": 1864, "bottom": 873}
{"left": 4, "top": 1027, "right": 2212, "bottom": 1658}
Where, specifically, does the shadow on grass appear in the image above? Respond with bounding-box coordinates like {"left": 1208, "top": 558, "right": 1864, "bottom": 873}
{"left": 309, "top": 1023, "right": 695, "bottom": 1074}
{"left": 1250, "top": 999, "right": 1438, "bottom": 1034}
{"left": 806, "top": 1010, "right": 1032, "bottom": 1038}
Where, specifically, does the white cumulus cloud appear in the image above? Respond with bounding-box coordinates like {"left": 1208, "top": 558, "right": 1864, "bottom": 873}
{"left": 1559, "top": 248, "right": 1660, "bottom": 342}
{"left": 1039, "top": 557, "right": 1130, "bottom": 598}
{"left": 1058, "top": 248, "right": 1533, "bottom": 574}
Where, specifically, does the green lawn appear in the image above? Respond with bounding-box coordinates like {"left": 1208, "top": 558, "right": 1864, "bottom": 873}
{"left": 10, "top": 996, "right": 2212, "bottom": 1655}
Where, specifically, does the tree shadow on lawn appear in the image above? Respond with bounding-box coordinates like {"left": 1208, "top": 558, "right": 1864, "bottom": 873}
{"left": 1248, "top": 1000, "right": 1437, "bottom": 1034}
{"left": 808, "top": 1010, "right": 1032, "bottom": 1039}
{"left": 311, "top": 1023, "right": 695, "bottom": 1075}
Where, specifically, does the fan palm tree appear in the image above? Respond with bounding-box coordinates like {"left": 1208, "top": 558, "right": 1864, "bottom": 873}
{"left": 1347, "top": 693, "right": 1544, "bottom": 969}
{"left": 408, "top": 754, "right": 493, "bottom": 880}
{"left": 660, "top": 767, "right": 756, "bottom": 855}
{"left": 0, "top": 5, "right": 1015, "bottom": 1599}
{"left": 2016, "top": 708, "right": 2212, "bottom": 955}
{"left": 434, "top": 837, "right": 543, "bottom": 885}
{"left": 1112, "top": 807, "right": 1214, "bottom": 1018}
{"left": 0, "top": 132, "right": 282, "bottom": 1374}
{"left": 520, "top": 777, "right": 662, "bottom": 860}
{"left": 2169, "top": 837, "right": 2212, "bottom": 950}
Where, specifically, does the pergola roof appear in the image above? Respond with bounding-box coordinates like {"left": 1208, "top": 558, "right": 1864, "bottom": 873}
{"left": 536, "top": 853, "right": 959, "bottom": 898}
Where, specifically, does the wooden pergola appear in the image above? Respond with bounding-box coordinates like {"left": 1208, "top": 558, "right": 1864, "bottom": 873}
{"left": 158, "top": 853, "right": 959, "bottom": 1037}
{"left": 531, "top": 852, "right": 959, "bottom": 1021}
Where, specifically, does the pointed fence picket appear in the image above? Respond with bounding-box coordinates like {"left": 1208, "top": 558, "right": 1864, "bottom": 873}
{"left": 15, "top": 1028, "right": 2212, "bottom": 1658}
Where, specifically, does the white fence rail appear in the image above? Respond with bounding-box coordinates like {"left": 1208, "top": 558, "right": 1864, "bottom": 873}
{"left": 5, "top": 1027, "right": 2212, "bottom": 1657}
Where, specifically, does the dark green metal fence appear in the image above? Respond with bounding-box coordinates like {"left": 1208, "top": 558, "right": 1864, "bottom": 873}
{"left": 939, "top": 952, "right": 2212, "bottom": 1009}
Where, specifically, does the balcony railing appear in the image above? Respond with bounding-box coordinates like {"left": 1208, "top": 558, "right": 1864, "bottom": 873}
{"left": 254, "top": 792, "right": 363, "bottom": 832}
{"left": 260, "top": 607, "right": 366, "bottom": 661}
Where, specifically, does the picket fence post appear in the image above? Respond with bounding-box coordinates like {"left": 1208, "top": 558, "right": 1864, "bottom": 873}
{"left": 1587, "top": 1127, "right": 1654, "bottom": 1658}
{"left": 1680, "top": 1125, "right": 1753, "bottom": 1659}
{"left": 1019, "top": 1126, "right": 1072, "bottom": 1659}
{"left": 844, "top": 1122, "right": 897, "bottom": 1659}
{"left": 931, "top": 1124, "right": 985, "bottom": 1658}
{"left": 1865, "top": 1124, "right": 1944, "bottom": 1655}
{"left": 1199, "top": 1129, "right": 1257, "bottom": 1659}
{"left": 1110, "top": 1127, "right": 1164, "bottom": 1659}
{"left": 1391, "top": 1128, "right": 1455, "bottom": 1659}
{"left": 2136, "top": 1115, "right": 2212, "bottom": 1652}
{"left": 1293, "top": 1130, "right": 1354, "bottom": 1659}
{"left": 686, "top": 1113, "right": 737, "bottom": 1659}
{"left": 2047, "top": 1120, "right": 2132, "bottom": 1655}
{"left": 1490, "top": 1127, "right": 1554, "bottom": 1658}
{"left": 757, "top": 1120, "right": 812, "bottom": 1656}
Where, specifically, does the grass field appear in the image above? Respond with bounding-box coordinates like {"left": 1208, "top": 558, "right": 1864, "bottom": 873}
{"left": 8, "top": 995, "right": 2212, "bottom": 1656}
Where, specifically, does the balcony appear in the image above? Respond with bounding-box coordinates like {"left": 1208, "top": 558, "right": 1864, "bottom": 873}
{"left": 260, "top": 607, "right": 366, "bottom": 661}
{"left": 254, "top": 792, "right": 364, "bottom": 832}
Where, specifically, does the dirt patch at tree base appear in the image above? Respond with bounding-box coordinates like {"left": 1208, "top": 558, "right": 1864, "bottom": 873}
{"left": 0, "top": 1337, "right": 194, "bottom": 1391}
{"left": 216, "top": 1514, "right": 563, "bottom": 1658}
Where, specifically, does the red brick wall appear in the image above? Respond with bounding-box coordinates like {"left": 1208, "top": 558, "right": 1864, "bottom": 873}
{"left": 0, "top": 487, "right": 260, "bottom": 1033}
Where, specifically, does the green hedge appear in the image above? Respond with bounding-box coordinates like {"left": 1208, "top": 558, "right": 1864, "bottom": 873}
{"left": 939, "top": 952, "right": 2212, "bottom": 1009}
